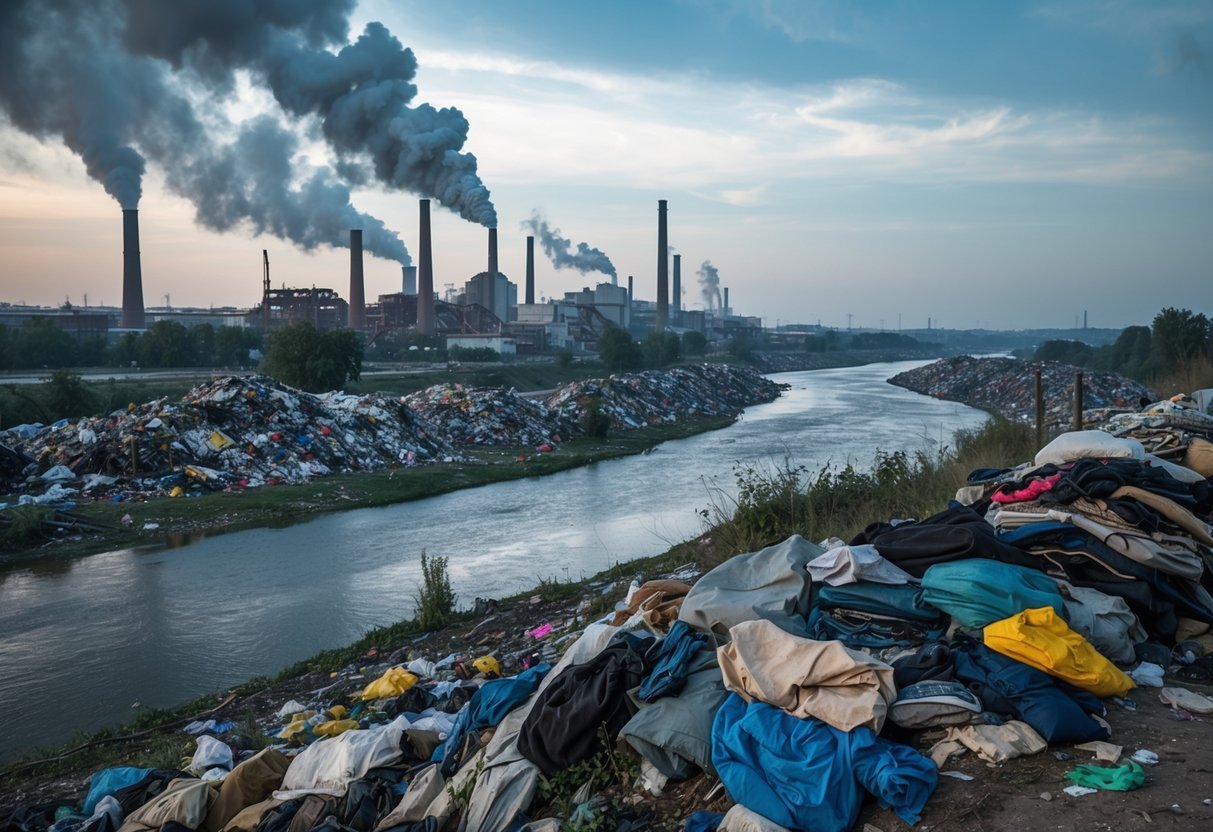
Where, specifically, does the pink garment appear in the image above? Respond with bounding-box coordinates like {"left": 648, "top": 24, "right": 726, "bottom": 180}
{"left": 991, "top": 473, "right": 1062, "bottom": 504}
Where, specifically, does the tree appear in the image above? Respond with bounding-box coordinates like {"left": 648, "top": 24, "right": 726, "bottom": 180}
{"left": 136, "top": 321, "right": 193, "bottom": 368}
{"left": 43, "top": 371, "right": 96, "bottom": 419}
{"left": 1150, "top": 308, "right": 1210, "bottom": 376}
{"left": 680, "top": 330, "right": 707, "bottom": 356}
{"left": 13, "top": 317, "right": 77, "bottom": 368}
{"left": 260, "top": 322, "right": 363, "bottom": 391}
{"left": 1034, "top": 339, "right": 1094, "bottom": 365}
{"left": 597, "top": 326, "right": 641, "bottom": 372}
{"left": 215, "top": 325, "right": 257, "bottom": 367}
{"left": 642, "top": 331, "right": 681, "bottom": 367}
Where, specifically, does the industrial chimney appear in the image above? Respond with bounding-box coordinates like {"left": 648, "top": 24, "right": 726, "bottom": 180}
{"left": 723, "top": 287, "right": 730, "bottom": 317}
{"left": 656, "top": 200, "right": 668, "bottom": 331}
{"left": 402, "top": 266, "right": 417, "bottom": 295}
{"left": 525, "top": 235, "right": 535, "bottom": 305}
{"left": 121, "top": 209, "right": 145, "bottom": 329}
{"left": 348, "top": 229, "right": 365, "bottom": 330}
{"left": 418, "top": 199, "right": 435, "bottom": 336}
{"left": 672, "top": 254, "right": 681, "bottom": 317}
{"left": 627, "top": 275, "right": 633, "bottom": 304}
{"left": 487, "top": 227, "right": 499, "bottom": 317}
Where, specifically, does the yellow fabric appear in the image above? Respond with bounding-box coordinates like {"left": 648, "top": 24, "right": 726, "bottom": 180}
{"left": 313, "top": 719, "right": 359, "bottom": 737}
{"left": 360, "top": 666, "right": 418, "bottom": 700}
{"left": 983, "top": 606, "right": 1134, "bottom": 698}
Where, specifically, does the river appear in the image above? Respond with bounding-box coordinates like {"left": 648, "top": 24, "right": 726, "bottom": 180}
{"left": 0, "top": 361, "right": 988, "bottom": 760}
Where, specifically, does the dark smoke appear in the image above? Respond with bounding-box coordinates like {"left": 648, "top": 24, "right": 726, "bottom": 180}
{"left": 120, "top": 1, "right": 497, "bottom": 226}
{"left": 522, "top": 213, "right": 616, "bottom": 279}
{"left": 0, "top": 0, "right": 412, "bottom": 263}
{"left": 697, "top": 260, "right": 722, "bottom": 312}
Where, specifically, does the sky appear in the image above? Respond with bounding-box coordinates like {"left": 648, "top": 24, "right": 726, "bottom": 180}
{"left": 0, "top": 0, "right": 1211, "bottom": 331}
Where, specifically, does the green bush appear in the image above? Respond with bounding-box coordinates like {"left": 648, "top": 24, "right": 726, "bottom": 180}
{"left": 413, "top": 550, "right": 457, "bottom": 631}
{"left": 580, "top": 395, "right": 611, "bottom": 438}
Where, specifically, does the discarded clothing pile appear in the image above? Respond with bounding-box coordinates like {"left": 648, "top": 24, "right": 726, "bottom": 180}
{"left": 889, "top": 356, "right": 1151, "bottom": 427}
{"left": 546, "top": 364, "right": 785, "bottom": 430}
{"left": 402, "top": 384, "right": 577, "bottom": 447}
{"left": 1099, "top": 393, "right": 1213, "bottom": 475}
{"left": 2, "top": 376, "right": 459, "bottom": 500}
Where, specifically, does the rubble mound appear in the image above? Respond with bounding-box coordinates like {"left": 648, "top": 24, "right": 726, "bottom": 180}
{"left": 403, "top": 384, "right": 577, "bottom": 446}
{"left": 547, "top": 364, "right": 784, "bottom": 429}
{"left": 889, "top": 356, "right": 1151, "bottom": 424}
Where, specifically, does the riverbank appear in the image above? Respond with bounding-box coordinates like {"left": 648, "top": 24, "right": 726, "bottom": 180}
{"left": 5, "top": 415, "right": 1210, "bottom": 832}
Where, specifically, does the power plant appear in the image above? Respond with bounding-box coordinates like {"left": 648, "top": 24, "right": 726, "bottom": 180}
{"left": 121, "top": 209, "right": 145, "bottom": 330}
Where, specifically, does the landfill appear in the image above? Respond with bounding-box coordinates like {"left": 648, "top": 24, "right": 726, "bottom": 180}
{"left": 889, "top": 356, "right": 1152, "bottom": 427}
{"left": 0, "top": 365, "right": 782, "bottom": 504}
{"left": 4, "top": 417, "right": 1212, "bottom": 831}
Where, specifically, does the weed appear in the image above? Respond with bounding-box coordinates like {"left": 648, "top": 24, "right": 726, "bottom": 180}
{"left": 414, "top": 550, "right": 457, "bottom": 631}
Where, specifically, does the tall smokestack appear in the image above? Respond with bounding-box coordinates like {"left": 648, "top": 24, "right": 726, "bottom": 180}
{"left": 724, "top": 287, "right": 730, "bottom": 316}
{"left": 121, "top": 209, "right": 145, "bottom": 329}
{"left": 403, "top": 266, "right": 417, "bottom": 295}
{"left": 487, "top": 227, "right": 499, "bottom": 316}
{"left": 348, "top": 229, "right": 365, "bottom": 330}
{"left": 672, "top": 254, "right": 681, "bottom": 316}
{"left": 627, "top": 275, "right": 634, "bottom": 304}
{"left": 418, "top": 199, "right": 435, "bottom": 336}
{"left": 525, "top": 235, "right": 535, "bottom": 305}
{"left": 656, "top": 200, "right": 668, "bottom": 331}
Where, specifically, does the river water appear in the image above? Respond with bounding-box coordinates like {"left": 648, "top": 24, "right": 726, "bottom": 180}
{"left": 0, "top": 361, "right": 987, "bottom": 760}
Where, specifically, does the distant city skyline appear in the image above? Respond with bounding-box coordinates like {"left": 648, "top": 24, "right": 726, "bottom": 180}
{"left": 1, "top": 0, "right": 1210, "bottom": 331}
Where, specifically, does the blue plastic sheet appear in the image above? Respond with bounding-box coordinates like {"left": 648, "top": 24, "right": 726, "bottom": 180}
{"left": 82, "top": 766, "right": 152, "bottom": 814}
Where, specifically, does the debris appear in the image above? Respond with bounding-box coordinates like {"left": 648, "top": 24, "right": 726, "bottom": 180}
{"left": 1159, "top": 687, "right": 1213, "bottom": 714}
{"left": 939, "top": 771, "right": 974, "bottom": 781}
{"left": 1075, "top": 741, "right": 1123, "bottom": 763}
{"left": 1065, "top": 761, "right": 1146, "bottom": 792}
{"left": 1128, "top": 662, "right": 1165, "bottom": 688}
{"left": 1130, "top": 749, "right": 1159, "bottom": 766}
{"left": 1063, "top": 785, "right": 1099, "bottom": 797}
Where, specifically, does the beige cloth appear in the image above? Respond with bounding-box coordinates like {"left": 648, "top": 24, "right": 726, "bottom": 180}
{"left": 717, "top": 619, "right": 896, "bottom": 732}
{"left": 205, "top": 748, "right": 290, "bottom": 832}
{"left": 1182, "top": 437, "right": 1213, "bottom": 477}
{"left": 930, "top": 721, "right": 1046, "bottom": 765}
{"left": 1109, "top": 485, "right": 1213, "bottom": 546}
{"left": 610, "top": 579, "right": 692, "bottom": 629}
{"left": 719, "top": 803, "right": 793, "bottom": 832}
{"left": 373, "top": 764, "right": 445, "bottom": 831}
{"left": 118, "top": 778, "right": 217, "bottom": 832}
{"left": 220, "top": 798, "right": 282, "bottom": 832}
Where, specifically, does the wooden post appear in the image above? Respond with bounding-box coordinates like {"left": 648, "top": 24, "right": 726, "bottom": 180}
{"left": 1034, "top": 369, "right": 1044, "bottom": 448}
{"left": 1073, "top": 372, "right": 1084, "bottom": 431}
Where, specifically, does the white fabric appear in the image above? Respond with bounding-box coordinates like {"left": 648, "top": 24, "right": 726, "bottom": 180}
{"left": 373, "top": 765, "right": 445, "bottom": 831}
{"left": 1035, "top": 431, "right": 1144, "bottom": 466}
{"left": 191, "top": 736, "right": 234, "bottom": 774}
{"left": 806, "top": 544, "right": 915, "bottom": 586}
{"left": 719, "top": 803, "right": 793, "bottom": 832}
{"left": 273, "top": 715, "right": 408, "bottom": 799}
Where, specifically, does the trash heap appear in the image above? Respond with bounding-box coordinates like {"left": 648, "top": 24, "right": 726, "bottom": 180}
{"left": 14, "top": 422, "right": 1213, "bottom": 832}
{"left": 403, "top": 384, "right": 578, "bottom": 447}
{"left": 546, "top": 364, "right": 785, "bottom": 429}
{"left": 890, "top": 356, "right": 1152, "bottom": 426}
{"left": 1, "top": 376, "right": 458, "bottom": 500}
{"left": 1098, "top": 394, "right": 1213, "bottom": 475}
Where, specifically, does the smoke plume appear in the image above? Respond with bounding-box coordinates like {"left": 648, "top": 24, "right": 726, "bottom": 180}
{"left": 697, "top": 260, "right": 722, "bottom": 312}
{"left": 119, "top": 1, "right": 497, "bottom": 226}
{"left": 522, "top": 213, "right": 616, "bottom": 279}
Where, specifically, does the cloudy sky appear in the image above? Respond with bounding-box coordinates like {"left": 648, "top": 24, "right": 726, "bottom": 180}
{"left": 1, "top": 0, "right": 1210, "bottom": 330}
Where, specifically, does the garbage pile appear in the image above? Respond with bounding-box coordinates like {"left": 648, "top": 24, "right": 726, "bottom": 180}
{"left": 546, "top": 364, "right": 785, "bottom": 429}
{"left": 1097, "top": 394, "right": 1213, "bottom": 477}
{"left": 11, "top": 422, "right": 1212, "bottom": 831}
{"left": 0, "top": 376, "right": 459, "bottom": 500}
{"left": 889, "top": 356, "right": 1151, "bottom": 426}
{"left": 403, "top": 385, "right": 578, "bottom": 447}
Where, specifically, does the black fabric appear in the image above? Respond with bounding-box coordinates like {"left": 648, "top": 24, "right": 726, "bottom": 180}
{"left": 160, "top": 824, "right": 194, "bottom": 832}
{"left": 848, "top": 504, "right": 1039, "bottom": 577}
{"left": 517, "top": 636, "right": 653, "bottom": 777}
{"left": 111, "top": 769, "right": 192, "bottom": 815}
{"left": 285, "top": 795, "right": 337, "bottom": 832}
{"left": 340, "top": 770, "right": 406, "bottom": 832}
{"left": 377, "top": 820, "right": 438, "bottom": 832}
{"left": 383, "top": 686, "right": 436, "bottom": 719}
{"left": 0, "top": 803, "right": 59, "bottom": 832}
{"left": 1042, "top": 458, "right": 1212, "bottom": 514}
{"left": 891, "top": 642, "right": 956, "bottom": 689}
{"left": 252, "top": 799, "right": 303, "bottom": 832}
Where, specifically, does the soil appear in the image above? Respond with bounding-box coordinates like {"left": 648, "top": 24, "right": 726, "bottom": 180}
{"left": 4, "top": 568, "right": 1212, "bottom": 832}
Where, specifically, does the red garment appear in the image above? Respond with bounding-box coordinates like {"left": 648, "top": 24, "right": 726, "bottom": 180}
{"left": 991, "top": 473, "right": 1061, "bottom": 504}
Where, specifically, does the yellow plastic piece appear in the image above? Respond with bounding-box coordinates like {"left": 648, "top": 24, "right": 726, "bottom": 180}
{"left": 169, "top": 486, "right": 184, "bottom": 498}
{"left": 984, "top": 606, "right": 1135, "bottom": 698}
{"left": 328, "top": 704, "right": 348, "bottom": 720}
{"left": 360, "top": 666, "right": 418, "bottom": 700}
{"left": 472, "top": 655, "right": 501, "bottom": 676}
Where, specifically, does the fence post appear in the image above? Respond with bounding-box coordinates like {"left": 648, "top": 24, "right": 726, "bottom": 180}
{"left": 1073, "top": 372, "right": 1084, "bottom": 431}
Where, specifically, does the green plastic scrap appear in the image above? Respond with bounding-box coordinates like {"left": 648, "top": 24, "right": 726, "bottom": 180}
{"left": 1065, "top": 760, "right": 1146, "bottom": 792}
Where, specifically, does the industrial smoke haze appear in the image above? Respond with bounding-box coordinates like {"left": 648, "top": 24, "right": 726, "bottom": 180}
{"left": 522, "top": 213, "right": 617, "bottom": 279}
{"left": 698, "top": 260, "right": 722, "bottom": 312}
{"left": 0, "top": 0, "right": 500, "bottom": 267}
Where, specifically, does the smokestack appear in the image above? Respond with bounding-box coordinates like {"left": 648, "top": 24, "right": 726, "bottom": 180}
{"left": 724, "top": 287, "right": 730, "bottom": 317}
{"left": 627, "top": 275, "right": 633, "bottom": 304}
{"left": 673, "top": 254, "right": 681, "bottom": 315}
{"left": 525, "top": 235, "right": 535, "bottom": 305}
{"left": 348, "top": 229, "right": 365, "bottom": 330}
{"left": 121, "top": 209, "right": 145, "bottom": 329}
{"left": 487, "top": 226, "right": 499, "bottom": 315}
{"left": 403, "top": 266, "right": 417, "bottom": 295}
{"left": 418, "top": 199, "right": 435, "bottom": 336}
{"left": 656, "top": 200, "right": 668, "bottom": 331}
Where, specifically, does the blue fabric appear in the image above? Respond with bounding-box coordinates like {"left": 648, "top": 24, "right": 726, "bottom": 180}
{"left": 82, "top": 766, "right": 152, "bottom": 814}
{"left": 711, "top": 695, "right": 937, "bottom": 832}
{"left": 950, "top": 639, "right": 1109, "bottom": 744}
{"left": 437, "top": 663, "right": 551, "bottom": 770}
{"left": 921, "top": 559, "right": 1066, "bottom": 629}
{"left": 683, "top": 810, "right": 724, "bottom": 832}
{"left": 639, "top": 621, "right": 709, "bottom": 702}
